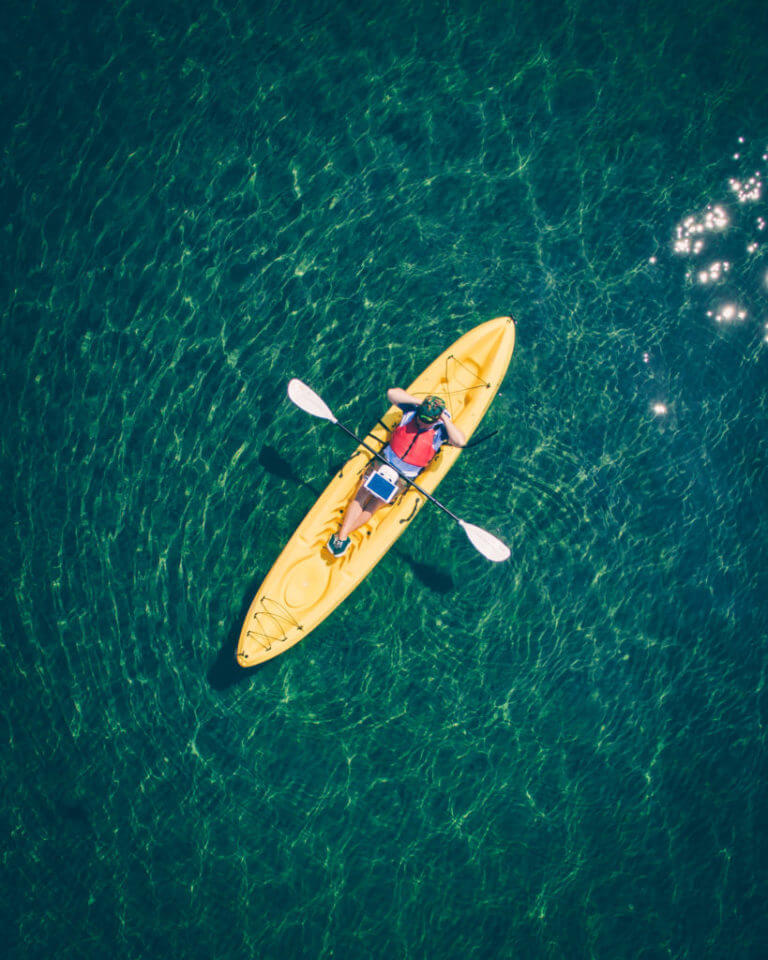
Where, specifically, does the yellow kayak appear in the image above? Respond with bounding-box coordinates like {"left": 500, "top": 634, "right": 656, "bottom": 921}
{"left": 237, "top": 316, "right": 516, "bottom": 667}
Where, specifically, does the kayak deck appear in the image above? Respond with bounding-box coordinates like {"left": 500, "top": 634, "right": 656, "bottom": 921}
{"left": 237, "top": 316, "right": 515, "bottom": 667}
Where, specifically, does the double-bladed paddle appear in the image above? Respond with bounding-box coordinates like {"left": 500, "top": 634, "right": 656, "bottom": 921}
{"left": 287, "top": 378, "right": 510, "bottom": 562}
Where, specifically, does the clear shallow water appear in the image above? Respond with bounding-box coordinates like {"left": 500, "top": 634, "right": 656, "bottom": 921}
{"left": 2, "top": 0, "right": 767, "bottom": 957}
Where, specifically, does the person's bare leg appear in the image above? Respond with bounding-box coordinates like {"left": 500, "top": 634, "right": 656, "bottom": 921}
{"left": 338, "top": 490, "right": 385, "bottom": 539}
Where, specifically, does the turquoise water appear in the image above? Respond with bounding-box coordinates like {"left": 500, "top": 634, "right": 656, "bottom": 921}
{"left": 2, "top": 0, "right": 767, "bottom": 956}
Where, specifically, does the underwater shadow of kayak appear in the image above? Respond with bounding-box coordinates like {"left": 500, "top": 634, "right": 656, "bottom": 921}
{"left": 208, "top": 571, "right": 272, "bottom": 690}
{"left": 208, "top": 551, "right": 455, "bottom": 688}
{"left": 208, "top": 448, "right": 340, "bottom": 689}
{"left": 208, "top": 451, "right": 455, "bottom": 688}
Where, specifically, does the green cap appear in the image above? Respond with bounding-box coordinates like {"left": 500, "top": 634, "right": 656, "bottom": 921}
{"left": 417, "top": 395, "right": 446, "bottom": 423}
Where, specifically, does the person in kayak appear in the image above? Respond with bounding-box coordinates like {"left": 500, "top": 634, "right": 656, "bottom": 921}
{"left": 326, "top": 390, "right": 466, "bottom": 557}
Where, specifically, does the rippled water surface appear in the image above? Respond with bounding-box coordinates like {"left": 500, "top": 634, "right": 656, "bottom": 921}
{"left": 2, "top": 1, "right": 768, "bottom": 957}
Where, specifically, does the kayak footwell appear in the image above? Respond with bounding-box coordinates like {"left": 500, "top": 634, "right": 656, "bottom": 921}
{"left": 283, "top": 556, "right": 332, "bottom": 609}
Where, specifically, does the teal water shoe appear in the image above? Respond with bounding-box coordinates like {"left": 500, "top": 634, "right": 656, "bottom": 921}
{"left": 326, "top": 533, "right": 350, "bottom": 557}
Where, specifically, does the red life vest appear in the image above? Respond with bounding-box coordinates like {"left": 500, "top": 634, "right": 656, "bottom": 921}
{"left": 388, "top": 417, "right": 440, "bottom": 468}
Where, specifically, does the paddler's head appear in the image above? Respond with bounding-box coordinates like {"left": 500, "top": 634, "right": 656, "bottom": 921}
{"left": 416, "top": 395, "right": 446, "bottom": 425}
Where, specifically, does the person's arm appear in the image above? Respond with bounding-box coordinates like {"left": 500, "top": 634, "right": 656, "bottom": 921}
{"left": 440, "top": 410, "right": 466, "bottom": 447}
{"left": 387, "top": 387, "right": 420, "bottom": 406}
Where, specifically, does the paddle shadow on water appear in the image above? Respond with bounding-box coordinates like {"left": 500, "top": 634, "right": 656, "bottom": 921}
{"left": 257, "top": 444, "right": 324, "bottom": 494}
{"left": 257, "top": 442, "right": 358, "bottom": 495}
{"left": 391, "top": 550, "right": 455, "bottom": 594}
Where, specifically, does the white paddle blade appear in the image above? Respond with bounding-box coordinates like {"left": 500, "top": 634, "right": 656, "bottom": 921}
{"left": 459, "top": 520, "right": 511, "bottom": 562}
{"left": 287, "top": 378, "right": 338, "bottom": 423}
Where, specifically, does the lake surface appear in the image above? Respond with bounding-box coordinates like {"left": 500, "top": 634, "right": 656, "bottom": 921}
{"left": 2, "top": 0, "right": 767, "bottom": 957}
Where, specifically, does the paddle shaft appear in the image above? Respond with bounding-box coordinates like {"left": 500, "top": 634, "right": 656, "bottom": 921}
{"left": 333, "top": 421, "right": 463, "bottom": 525}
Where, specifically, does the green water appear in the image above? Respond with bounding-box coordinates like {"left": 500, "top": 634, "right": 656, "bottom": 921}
{"left": 2, "top": 0, "right": 767, "bottom": 957}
